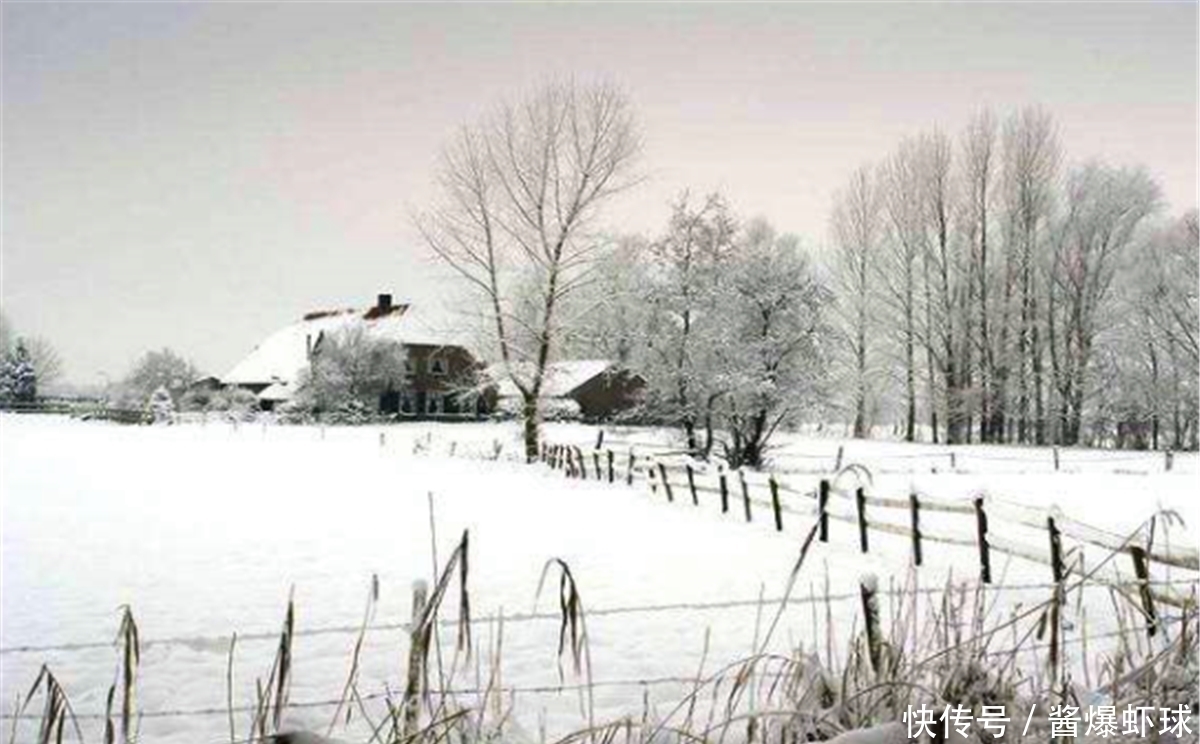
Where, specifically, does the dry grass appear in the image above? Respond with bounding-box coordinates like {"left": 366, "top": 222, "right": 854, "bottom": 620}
{"left": 7, "top": 515, "right": 1197, "bottom": 744}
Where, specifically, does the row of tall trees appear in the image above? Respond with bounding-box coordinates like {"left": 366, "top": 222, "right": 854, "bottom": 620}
{"left": 826, "top": 107, "right": 1195, "bottom": 448}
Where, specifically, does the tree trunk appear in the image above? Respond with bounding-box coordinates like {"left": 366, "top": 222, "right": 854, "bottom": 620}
{"left": 522, "top": 393, "right": 540, "bottom": 462}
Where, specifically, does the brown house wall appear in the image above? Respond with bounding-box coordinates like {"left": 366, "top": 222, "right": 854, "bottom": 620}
{"left": 569, "top": 369, "right": 644, "bottom": 420}
{"left": 393, "top": 345, "right": 483, "bottom": 416}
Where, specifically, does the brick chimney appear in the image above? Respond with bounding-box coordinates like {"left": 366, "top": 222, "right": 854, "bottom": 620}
{"left": 377, "top": 293, "right": 393, "bottom": 312}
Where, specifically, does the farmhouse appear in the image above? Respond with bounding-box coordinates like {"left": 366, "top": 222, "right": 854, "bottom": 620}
{"left": 223, "top": 294, "right": 480, "bottom": 415}
{"left": 488, "top": 360, "right": 644, "bottom": 421}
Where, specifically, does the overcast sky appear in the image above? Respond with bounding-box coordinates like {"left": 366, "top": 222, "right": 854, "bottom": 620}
{"left": 2, "top": 2, "right": 1195, "bottom": 386}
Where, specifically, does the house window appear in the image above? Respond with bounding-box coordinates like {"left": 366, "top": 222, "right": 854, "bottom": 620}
{"left": 427, "top": 393, "right": 444, "bottom": 415}
{"left": 429, "top": 358, "right": 447, "bottom": 376}
{"left": 403, "top": 359, "right": 415, "bottom": 377}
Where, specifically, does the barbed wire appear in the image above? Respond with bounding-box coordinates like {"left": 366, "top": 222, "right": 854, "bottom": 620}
{"left": 4, "top": 578, "right": 1195, "bottom": 658}
{"left": 4, "top": 613, "right": 1189, "bottom": 731}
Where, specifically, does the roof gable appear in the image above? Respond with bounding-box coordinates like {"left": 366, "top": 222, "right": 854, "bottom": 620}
{"left": 488, "top": 360, "right": 616, "bottom": 399}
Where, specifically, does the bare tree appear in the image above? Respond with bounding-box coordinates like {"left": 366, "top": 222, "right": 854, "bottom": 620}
{"left": 960, "top": 110, "right": 998, "bottom": 442}
{"left": 718, "top": 220, "right": 831, "bottom": 467}
{"left": 637, "top": 193, "right": 737, "bottom": 455}
{"left": 1047, "top": 162, "right": 1159, "bottom": 444}
{"left": 1118, "top": 210, "right": 1200, "bottom": 448}
{"left": 999, "top": 107, "right": 1060, "bottom": 443}
{"left": 23, "top": 337, "right": 64, "bottom": 390}
{"left": 914, "top": 130, "right": 960, "bottom": 443}
{"left": 830, "top": 166, "right": 885, "bottom": 438}
{"left": 418, "top": 81, "right": 641, "bottom": 460}
{"left": 879, "top": 140, "right": 925, "bottom": 441}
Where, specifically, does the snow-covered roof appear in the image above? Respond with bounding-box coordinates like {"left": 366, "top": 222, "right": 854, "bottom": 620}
{"left": 223, "top": 303, "right": 461, "bottom": 387}
{"left": 257, "top": 382, "right": 292, "bottom": 401}
{"left": 487, "top": 360, "right": 615, "bottom": 399}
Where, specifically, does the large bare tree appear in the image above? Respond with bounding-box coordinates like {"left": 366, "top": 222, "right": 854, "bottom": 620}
{"left": 999, "top": 107, "right": 1059, "bottom": 443}
{"left": 418, "top": 82, "right": 641, "bottom": 460}
{"left": 879, "top": 140, "right": 925, "bottom": 441}
{"left": 1047, "top": 162, "right": 1158, "bottom": 444}
{"left": 830, "top": 166, "right": 884, "bottom": 438}
{"left": 960, "top": 110, "right": 998, "bottom": 442}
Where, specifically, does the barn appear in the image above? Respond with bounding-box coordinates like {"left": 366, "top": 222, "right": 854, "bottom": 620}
{"left": 487, "top": 360, "right": 644, "bottom": 421}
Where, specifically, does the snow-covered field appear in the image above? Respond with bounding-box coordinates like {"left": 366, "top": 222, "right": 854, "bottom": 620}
{"left": 1, "top": 414, "right": 1196, "bottom": 743}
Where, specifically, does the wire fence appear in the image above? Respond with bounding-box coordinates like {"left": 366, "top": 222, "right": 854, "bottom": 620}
{"left": 2, "top": 578, "right": 1194, "bottom": 734}
{"left": 587, "top": 434, "right": 1191, "bottom": 476}
{"left": 6, "top": 577, "right": 1196, "bottom": 658}
{"left": 537, "top": 439, "right": 1199, "bottom": 583}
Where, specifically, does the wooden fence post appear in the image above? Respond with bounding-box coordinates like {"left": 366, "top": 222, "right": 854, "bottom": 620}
{"left": 1053, "top": 447, "right": 1060, "bottom": 472}
{"left": 1047, "top": 515, "right": 1065, "bottom": 682}
{"left": 595, "top": 429, "right": 605, "bottom": 451}
{"left": 1047, "top": 516, "right": 1065, "bottom": 583}
{"left": 949, "top": 451, "right": 956, "bottom": 471}
{"left": 1166, "top": 450, "right": 1174, "bottom": 472}
{"left": 403, "top": 580, "right": 429, "bottom": 738}
{"left": 626, "top": 451, "right": 635, "bottom": 486}
{"left": 818, "top": 480, "right": 830, "bottom": 543}
{"left": 739, "top": 469, "right": 752, "bottom": 523}
{"left": 607, "top": 449, "right": 615, "bottom": 483}
{"left": 685, "top": 463, "right": 699, "bottom": 505}
{"left": 593, "top": 450, "right": 602, "bottom": 480}
{"left": 855, "top": 487, "right": 869, "bottom": 553}
{"left": 719, "top": 467, "right": 730, "bottom": 514}
{"left": 647, "top": 461, "right": 658, "bottom": 494}
{"left": 576, "top": 447, "right": 587, "bottom": 480}
{"left": 974, "top": 497, "right": 991, "bottom": 584}
{"left": 834, "top": 446, "right": 844, "bottom": 472}
{"left": 860, "top": 576, "right": 883, "bottom": 676}
{"left": 909, "top": 492, "right": 922, "bottom": 566}
{"left": 1130, "top": 546, "right": 1158, "bottom": 638}
{"left": 769, "top": 476, "right": 783, "bottom": 532}
{"left": 658, "top": 462, "right": 674, "bottom": 502}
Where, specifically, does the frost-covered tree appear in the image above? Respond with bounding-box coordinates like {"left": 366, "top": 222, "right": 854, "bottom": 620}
{"left": 716, "top": 220, "right": 832, "bottom": 468}
{"left": 0, "top": 312, "right": 14, "bottom": 361}
{"left": 0, "top": 312, "right": 64, "bottom": 392}
{"left": 1, "top": 341, "right": 38, "bottom": 403}
{"left": 638, "top": 193, "right": 737, "bottom": 454}
{"left": 1046, "top": 163, "right": 1159, "bottom": 445}
{"left": 561, "top": 234, "right": 651, "bottom": 367}
{"left": 292, "top": 326, "right": 407, "bottom": 415}
{"left": 121, "top": 348, "right": 198, "bottom": 408}
{"left": 1105, "top": 210, "right": 1199, "bottom": 449}
{"left": 23, "top": 337, "right": 63, "bottom": 391}
{"left": 879, "top": 139, "right": 926, "bottom": 441}
{"left": 829, "top": 166, "right": 885, "bottom": 438}
{"left": 418, "top": 81, "right": 642, "bottom": 461}
{"left": 148, "top": 385, "right": 175, "bottom": 424}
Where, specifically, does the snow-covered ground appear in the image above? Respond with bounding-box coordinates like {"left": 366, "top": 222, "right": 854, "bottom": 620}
{"left": 1, "top": 414, "right": 1196, "bottom": 743}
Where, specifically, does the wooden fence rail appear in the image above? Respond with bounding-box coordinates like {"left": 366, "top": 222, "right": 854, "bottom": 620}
{"left": 538, "top": 440, "right": 1200, "bottom": 598}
